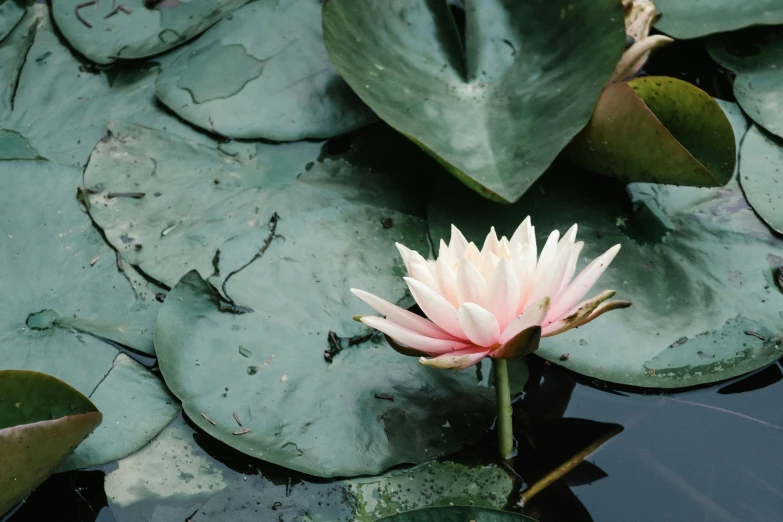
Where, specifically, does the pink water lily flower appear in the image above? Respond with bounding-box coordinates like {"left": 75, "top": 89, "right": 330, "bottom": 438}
{"left": 351, "top": 218, "right": 630, "bottom": 370}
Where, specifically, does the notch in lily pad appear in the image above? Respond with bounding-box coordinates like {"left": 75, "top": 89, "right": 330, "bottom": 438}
{"left": 566, "top": 76, "right": 736, "bottom": 188}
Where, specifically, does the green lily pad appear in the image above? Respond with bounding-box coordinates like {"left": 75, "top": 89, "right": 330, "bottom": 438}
{"left": 706, "top": 27, "right": 783, "bottom": 139}
{"left": 51, "top": 0, "right": 250, "bottom": 65}
{"left": 0, "top": 159, "right": 178, "bottom": 465}
{"left": 377, "top": 506, "right": 537, "bottom": 522}
{"left": 322, "top": 0, "right": 625, "bottom": 202}
{"left": 0, "top": 0, "right": 26, "bottom": 44}
{"left": 2, "top": 6, "right": 213, "bottom": 165}
{"left": 60, "top": 354, "right": 179, "bottom": 471}
{"left": 655, "top": 0, "right": 783, "bottom": 39}
{"left": 739, "top": 125, "right": 783, "bottom": 235}
{"left": 429, "top": 104, "right": 783, "bottom": 388}
{"left": 103, "top": 415, "right": 236, "bottom": 522}
{"left": 0, "top": 127, "right": 40, "bottom": 158}
{"left": 131, "top": 120, "right": 497, "bottom": 476}
{"left": 566, "top": 76, "right": 735, "bottom": 187}
{"left": 155, "top": 0, "right": 376, "bottom": 141}
{"left": 0, "top": 370, "right": 102, "bottom": 516}
{"left": 0, "top": 6, "right": 37, "bottom": 120}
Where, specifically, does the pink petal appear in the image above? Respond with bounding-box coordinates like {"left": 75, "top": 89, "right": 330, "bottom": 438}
{"left": 405, "top": 277, "right": 465, "bottom": 338}
{"left": 542, "top": 290, "right": 615, "bottom": 337}
{"left": 464, "top": 242, "right": 483, "bottom": 269}
{"left": 534, "top": 229, "right": 560, "bottom": 278}
{"left": 419, "top": 346, "right": 491, "bottom": 370}
{"left": 558, "top": 241, "right": 584, "bottom": 295}
{"left": 513, "top": 239, "right": 537, "bottom": 311}
{"left": 438, "top": 239, "right": 458, "bottom": 268}
{"left": 486, "top": 258, "right": 520, "bottom": 330}
{"left": 435, "top": 257, "right": 459, "bottom": 306}
{"left": 395, "top": 243, "right": 413, "bottom": 275}
{"left": 526, "top": 231, "right": 574, "bottom": 308}
{"left": 548, "top": 244, "right": 621, "bottom": 320}
{"left": 449, "top": 225, "right": 469, "bottom": 258}
{"left": 408, "top": 251, "right": 441, "bottom": 292}
{"left": 500, "top": 296, "right": 551, "bottom": 344}
{"left": 509, "top": 216, "right": 533, "bottom": 249}
{"left": 456, "top": 259, "right": 488, "bottom": 307}
{"left": 361, "top": 317, "right": 470, "bottom": 355}
{"left": 350, "top": 288, "right": 455, "bottom": 339}
{"left": 457, "top": 303, "right": 501, "bottom": 347}
{"left": 481, "top": 252, "right": 500, "bottom": 283}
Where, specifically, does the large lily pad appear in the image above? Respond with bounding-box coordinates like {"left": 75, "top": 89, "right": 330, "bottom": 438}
{"left": 655, "top": 0, "right": 783, "bottom": 39}
{"left": 429, "top": 106, "right": 783, "bottom": 388}
{"left": 706, "top": 27, "right": 783, "bottom": 139}
{"left": 739, "top": 125, "right": 783, "bottom": 235}
{"left": 3, "top": 6, "right": 212, "bottom": 165}
{"left": 322, "top": 0, "right": 625, "bottom": 203}
{"left": 127, "top": 123, "right": 498, "bottom": 476}
{"left": 0, "top": 6, "right": 37, "bottom": 120}
{"left": 155, "top": 0, "right": 375, "bottom": 141}
{"left": 0, "top": 370, "right": 102, "bottom": 515}
{"left": 378, "top": 506, "right": 537, "bottom": 522}
{"left": 0, "top": 159, "right": 178, "bottom": 465}
{"left": 566, "top": 76, "right": 735, "bottom": 187}
{"left": 51, "top": 0, "right": 250, "bottom": 65}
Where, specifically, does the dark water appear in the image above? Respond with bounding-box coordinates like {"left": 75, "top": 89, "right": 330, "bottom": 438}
{"left": 5, "top": 354, "right": 783, "bottom": 522}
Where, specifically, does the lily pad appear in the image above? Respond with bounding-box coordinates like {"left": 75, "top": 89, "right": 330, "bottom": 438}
{"left": 60, "top": 354, "right": 179, "bottom": 471}
{"left": 2, "top": 6, "right": 213, "bottom": 165}
{"left": 655, "top": 0, "right": 783, "bottom": 39}
{"left": 739, "top": 125, "right": 783, "bottom": 235}
{"left": 428, "top": 107, "right": 783, "bottom": 388}
{"left": 706, "top": 27, "right": 783, "bottom": 139}
{"left": 0, "top": 159, "right": 177, "bottom": 465}
{"left": 0, "top": 127, "right": 39, "bottom": 158}
{"left": 0, "top": 0, "right": 26, "bottom": 44}
{"left": 0, "top": 370, "right": 102, "bottom": 516}
{"left": 566, "top": 76, "right": 735, "bottom": 187}
{"left": 322, "top": 0, "right": 625, "bottom": 202}
{"left": 0, "top": 6, "right": 37, "bottom": 119}
{"left": 51, "top": 0, "right": 250, "bottom": 65}
{"left": 155, "top": 0, "right": 376, "bottom": 141}
{"left": 378, "top": 506, "right": 537, "bottom": 522}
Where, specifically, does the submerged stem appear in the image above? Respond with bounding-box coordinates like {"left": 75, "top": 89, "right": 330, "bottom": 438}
{"left": 492, "top": 358, "right": 514, "bottom": 460}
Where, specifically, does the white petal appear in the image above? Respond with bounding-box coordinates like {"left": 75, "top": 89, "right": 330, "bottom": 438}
{"left": 497, "top": 237, "right": 512, "bottom": 260}
{"left": 449, "top": 225, "right": 469, "bottom": 258}
{"left": 509, "top": 216, "right": 532, "bottom": 248}
{"left": 419, "top": 346, "right": 490, "bottom": 370}
{"left": 408, "top": 251, "right": 441, "bottom": 292}
{"left": 548, "top": 244, "right": 621, "bottom": 319}
{"left": 438, "top": 239, "right": 458, "bottom": 269}
{"left": 435, "top": 257, "right": 459, "bottom": 306}
{"left": 486, "top": 258, "right": 520, "bottom": 330}
{"left": 351, "top": 288, "right": 455, "bottom": 339}
{"left": 513, "top": 239, "right": 537, "bottom": 311}
{"left": 395, "top": 243, "right": 413, "bottom": 275}
{"left": 464, "top": 242, "right": 483, "bottom": 269}
{"left": 456, "top": 259, "right": 488, "bottom": 307}
{"left": 405, "top": 277, "right": 465, "bottom": 338}
{"left": 542, "top": 290, "right": 615, "bottom": 337}
{"left": 526, "top": 235, "right": 573, "bottom": 308}
{"left": 457, "top": 303, "right": 501, "bottom": 347}
{"left": 500, "top": 296, "right": 551, "bottom": 344}
{"left": 558, "top": 241, "right": 584, "bottom": 295}
{"left": 361, "top": 317, "right": 469, "bottom": 355}
{"left": 481, "top": 252, "right": 500, "bottom": 283}
{"left": 481, "top": 226, "right": 500, "bottom": 256}
{"left": 534, "top": 229, "right": 560, "bottom": 280}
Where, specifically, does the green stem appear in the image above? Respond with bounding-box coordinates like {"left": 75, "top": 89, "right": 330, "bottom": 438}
{"left": 492, "top": 358, "right": 514, "bottom": 460}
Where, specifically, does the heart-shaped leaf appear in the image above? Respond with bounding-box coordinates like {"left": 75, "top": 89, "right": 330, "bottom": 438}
{"left": 566, "top": 76, "right": 735, "bottom": 187}
{"left": 0, "top": 370, "right": 102, "bottom": 515}
{"left": 155, "top": 0, "right": 376, "bottom": 141}
{"left": 706, "top": 27, "right": 783, "bottom": 139}
{"left": 51, "top": 0, "right": 250, "bottom": 65}
{"left": 322, "top": 0, "right": 625, "bottom": 202}
{"left": 654, "top": 0, "right": 783, "bottom": 39}
{"left": 738, "top": 125, "right": 783, "bottom": 235}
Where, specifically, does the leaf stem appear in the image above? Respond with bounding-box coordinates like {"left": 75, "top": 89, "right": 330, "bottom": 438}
{"left": 492, "top": 358, "right": 514, "bottom": 460}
